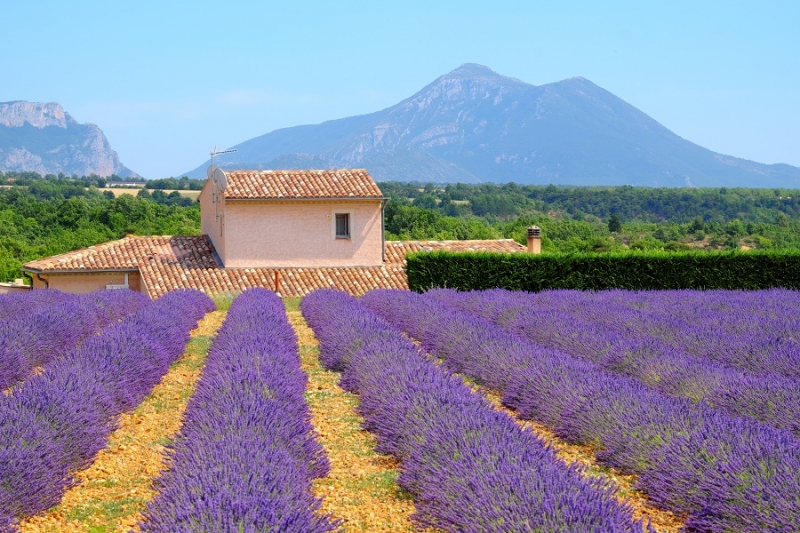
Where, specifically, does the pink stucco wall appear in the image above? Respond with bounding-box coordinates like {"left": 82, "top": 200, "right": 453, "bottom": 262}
{"left": 199, "top": 182, "right": 226, "bottom": 261}
{"left": 30, "top": 271, "right": 143, "bottom": 294}
{"left": 0, "top": 284, "right": 30, "bottom": 294}
{"left": 220, "top": 200, "right": 384, "bottom": 268}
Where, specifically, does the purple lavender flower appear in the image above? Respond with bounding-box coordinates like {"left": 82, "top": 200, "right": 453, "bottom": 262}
{"left": 0, "top": 289, "right": 149, "bottom": 390}
{"left": 138, "top": 288, "right": 338, "bottom": 533}
{"left": 0, "top": 289, "right": 212, "bottom": 528}
{"left": 303, "top": 289, "right": 651, "bottom": 532}
{"left": 361, "top": 288, "right": 800, "bottom": 532}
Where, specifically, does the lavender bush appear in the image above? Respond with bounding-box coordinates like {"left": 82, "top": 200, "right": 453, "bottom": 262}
{"left": 0, "top": 289, "right": 150, "bottom": 390}
{"left": 360, "top": 289, "right": 800, "bottom": 532}
{"left": 302, "top": 289, "right": 651, "bottom": 533}
{"left": 0, "top": 289, "right": 72, "bottom": 320}
{"left": 439, "top": 288, "right": 800, "bottom": 380}
{"left": 0, "top": 290, "right": 212, "bottom": 531}
{"left": 138, "top": 288, "right": 338, "bottom": 533}
{"left": 427, "top": 288, "right": 800, "bottom": 437}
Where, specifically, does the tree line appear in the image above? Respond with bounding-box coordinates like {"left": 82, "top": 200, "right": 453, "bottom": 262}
{"left": 0, "top": 177, "right": 199, "bottom": 281}
{"left": 381, "top": 182, "right": 800, "bottom": 253}
{"left": 3, "top": 173, "right": 800, "bottom": 282}
{"left": 379, "top": 181, "right": 800, "bottom": 224}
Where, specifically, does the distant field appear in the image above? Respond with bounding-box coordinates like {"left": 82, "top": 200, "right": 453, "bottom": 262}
{"left": 0, "top": 184, "right": 199, "bottom": 200}
{"left": 105, "top": 188, "right": 201, "bottom": 200}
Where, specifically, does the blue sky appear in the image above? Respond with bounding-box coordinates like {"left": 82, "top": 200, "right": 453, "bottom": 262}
{"left": 2, "top": 1, "right": 798, "bottom": 178}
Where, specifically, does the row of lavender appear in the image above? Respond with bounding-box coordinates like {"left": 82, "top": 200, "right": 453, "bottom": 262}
{"left": 303, "top": 289, "right": 652, "bottom": 532}
{"left": 0, "top": 290, "right": 63, "bottom": 320}
{"left": 586, "top": 289, "right": 800, "bottom": 379}
{"left": 428, "top": 288, "right": 800, "bottom": 437}
{"left": 481, "top": 288, "right": 800, "bottom": 380}
{"left": 0, "top": 289, "right": 150, "bottom": 390}
{"left": 139, "top": 288, "right": 338, "bottom": 532}
{"left": 360, "top": 289, "right": 800, "bottom": 532}
{"left": 0, "top": 290, "right": 213, "bottom": 532}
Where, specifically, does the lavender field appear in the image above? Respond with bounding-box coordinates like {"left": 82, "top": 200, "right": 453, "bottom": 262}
{"left": 361, "top": 288, "right": 800, "bottom": 532}
{"left": 0, "top": 289, "right": 213, "bottom": 532}
{"left": 139, "top": 288, "right": 337, "bottom": 532}
{"left": 0, "top": 290, "right": 150, "bottom": 391}
{"left": 2, "top": 286, "right": 799, "bottom": 532}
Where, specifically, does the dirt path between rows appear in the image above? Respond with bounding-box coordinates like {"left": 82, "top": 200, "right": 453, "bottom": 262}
{"left": 287, "top": 304, "right": 439, "bottom": 532}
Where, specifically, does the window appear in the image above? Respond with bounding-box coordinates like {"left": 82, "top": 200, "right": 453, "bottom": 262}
{"left": 335, "top": 213, "right": 350, "bottom": 239}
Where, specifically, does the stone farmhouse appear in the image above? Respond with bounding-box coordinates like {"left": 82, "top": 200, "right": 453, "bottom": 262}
{"left": 23, "top": 169, "right": 525, "bottom": 297}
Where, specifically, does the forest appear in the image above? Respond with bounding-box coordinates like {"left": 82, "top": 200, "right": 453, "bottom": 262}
{"left": 380, "top": 182, "right": 800, "bottom": 253}
{"left": 3, "top": 171, "right": 800, "bottom": 282}
{"left": 0, "top": 173, "right": 199, "bottom": 281}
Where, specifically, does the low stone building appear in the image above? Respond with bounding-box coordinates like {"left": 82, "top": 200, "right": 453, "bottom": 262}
{"left": 23, "top": 169, "right": 526, "bottom": 297}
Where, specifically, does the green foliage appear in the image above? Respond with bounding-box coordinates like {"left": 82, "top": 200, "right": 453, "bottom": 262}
{"left": 384, "top": 200, "right": 500, "bottom": 240}
{"left": 380, "top": 181, "right": 800, "bottom": 224}
{"left": 380, "top": 182, "right": 800, "bottom": 254}
{"left": 608, "top": 213, "right": 622, "bottom": 232}
{"left": 0, "top": 177, "right": 200, "bottom": 281}
{"left": 145, "top": 176, "right": 205, "bottom": 190}
{"left": 407, "top": 250, "right": 800, "bottom": 292}
{"left": 136, "top": 188, "right": 196, "bottom": 207}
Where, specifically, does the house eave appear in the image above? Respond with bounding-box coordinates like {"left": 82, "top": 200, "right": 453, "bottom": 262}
{"left": 22, "top": 266, "right": 141, "bottom": 275}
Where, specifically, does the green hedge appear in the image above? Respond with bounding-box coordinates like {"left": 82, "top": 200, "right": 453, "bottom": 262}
{"left": 406, "top": 250, "right": 800, "bottom": 292}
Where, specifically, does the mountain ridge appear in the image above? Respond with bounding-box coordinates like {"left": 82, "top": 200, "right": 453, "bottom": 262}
{"left": 185, "top": 64, "right": 800, "bottom": 188}
{"left": 0, "top": 101, "right": 137, "bottom": 177}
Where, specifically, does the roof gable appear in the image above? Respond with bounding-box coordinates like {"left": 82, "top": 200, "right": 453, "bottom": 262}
{"left": 220, "top": 169, "right": 384, "bottom": 200}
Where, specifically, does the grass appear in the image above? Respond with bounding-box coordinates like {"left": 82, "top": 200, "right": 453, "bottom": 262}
{"left": 284, "top": 296, "right": 301, "bottom": 312}
{"left": 210, "top": 291, "right": 239, "bottom": 311}
{"left": 103, "top": 188, "right": 200, "bottom": 201}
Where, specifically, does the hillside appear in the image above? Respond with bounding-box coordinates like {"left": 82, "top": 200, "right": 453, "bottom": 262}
{"left": 0, "top": 101, "right": 137, "bottom": 177}
{"left": 185, "top": 64, "right": 800, "bottom": 188}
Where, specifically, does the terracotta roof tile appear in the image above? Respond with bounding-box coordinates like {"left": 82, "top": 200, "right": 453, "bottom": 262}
{"left": 384, "top": 239, "right": 526, "bottom": 265}
{"left": 221, "top": 169, "right": 384, "bottom": 200}
{"left": 23, "top": 235, "right": 525, "bottom": 298}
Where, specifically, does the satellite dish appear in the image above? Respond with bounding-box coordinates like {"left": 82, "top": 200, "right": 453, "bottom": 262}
{"left": 207, "top": 164, "right": 219, "bottom": 180}
{"left": 212, "top": 167, "right": 228, "bottom": 191}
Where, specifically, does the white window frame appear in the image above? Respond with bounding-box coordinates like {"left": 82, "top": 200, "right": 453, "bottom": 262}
{"left": 332, "top": 209, "right": 353, "bottom": 240}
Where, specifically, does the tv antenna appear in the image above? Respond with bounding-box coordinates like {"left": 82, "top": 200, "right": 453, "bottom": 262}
{"left": 208, "top": 146, "right": 236, "bottom": 223}
{"left": 210, "top": 146, "right": 237, "bottom": 167}
{"left": 207, "top": 146, "right": 236, "bottom": 190}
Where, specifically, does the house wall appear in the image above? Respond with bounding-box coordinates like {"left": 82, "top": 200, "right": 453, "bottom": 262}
{"left": 221, "top": 200, "right": 384, "bottom": 268}
{"left": 199, "top": 180, "right": 226, "bottom": 261}
{"left": 0, "top": 283, "right": 31, "bottom": 294}
{"left": 30, "top": 271, "right": 143, "bottom": 294}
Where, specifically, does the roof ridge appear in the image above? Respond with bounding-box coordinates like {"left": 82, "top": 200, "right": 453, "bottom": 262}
{"left": 220, "top": 168, "right": 384, "bottom": 200}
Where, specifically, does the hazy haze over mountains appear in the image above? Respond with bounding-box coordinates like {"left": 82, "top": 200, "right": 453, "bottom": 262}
{"left": 0, "top": 101, "right": 137, "bottom": 177}
{"left": 186, "top": 64, "right": 800, "bottom": 188}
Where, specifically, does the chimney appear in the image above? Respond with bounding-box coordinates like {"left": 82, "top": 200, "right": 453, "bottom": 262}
{"left": 527, "top": 226, "right": 541, "bottom": 254}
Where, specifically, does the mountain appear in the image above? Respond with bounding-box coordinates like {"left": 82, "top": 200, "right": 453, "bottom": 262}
{"left": 185, "top": 64, "right": 800, "bottom": 188}
{"left": 0, "top": 101, "right": 137, "bottom": 177}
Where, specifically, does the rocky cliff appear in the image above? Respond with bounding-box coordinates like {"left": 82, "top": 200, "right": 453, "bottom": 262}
{"left": 0, "top": 101, "right": 137, "bottom": 177}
